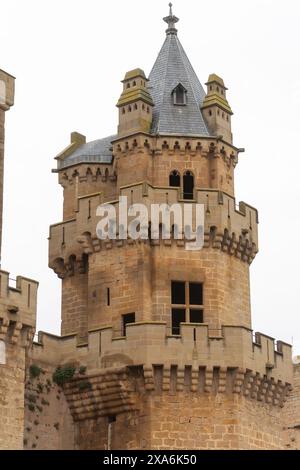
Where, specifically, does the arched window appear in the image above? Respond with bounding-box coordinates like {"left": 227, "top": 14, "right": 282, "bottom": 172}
{"left": 169, "top": 170, "right": 180, "bottom": 187}
{"left": 126, "top": 83, "right": 130, "bottom": 89}
{"left": 172, "top": 83, "right": 187, "bottom": 106}
{"left": 133, "top": 81, "right": 136, "bottom": 86}
{"left": 134, "top": 103, "right": 138, "bottom": 110}
{"left": 183, "top": 171, "right": 194, "bottom": 200}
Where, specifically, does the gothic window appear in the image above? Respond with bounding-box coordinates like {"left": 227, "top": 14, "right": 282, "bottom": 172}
{"left": 171, "top": 281, "right": 204, "bottom": 335}
{"left": 122, "top": 313, "right": 135, "bottom": 336}
{"left": 169, "top": 170, "right": 180, "bottom": 187}
{"left": 172, "top": 83, "right": 187, "bottom": 106}
{"left": 183, "top": 171, "right": 194, "bottom": 199}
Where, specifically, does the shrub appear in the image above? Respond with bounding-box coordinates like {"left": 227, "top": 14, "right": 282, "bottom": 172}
{"left": 29, "top": 364, "right": 42, "bottom": 379}
{"left": 52, "top": 365, "right": 76, "bottom": 386}
{"left": 78, "top": 381, "right": 92, "bottom": 391}
{"left": 37, "top": 383, "right": 44, "bottom": 393}
{"left": 79, "top": 366, "right": 87, "bottom": 375}
{"left": 28, "top": 393, "right": 36, "bottom": 404}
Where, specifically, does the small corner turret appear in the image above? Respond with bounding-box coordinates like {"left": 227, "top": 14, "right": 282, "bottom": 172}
{"left": 201, "top": 73, "right": 233, "bottom": 144}
{"left": 116, "top": 68, "right": 154, "bottom": 137}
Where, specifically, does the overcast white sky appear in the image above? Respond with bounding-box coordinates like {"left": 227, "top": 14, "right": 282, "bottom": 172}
{"left": 1, "top": 0, "right": 300, "bottom": 354}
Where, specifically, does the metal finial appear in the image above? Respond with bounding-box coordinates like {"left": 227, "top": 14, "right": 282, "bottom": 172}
{"left": 163, "top": 3, "right": 179, "bottom": 35}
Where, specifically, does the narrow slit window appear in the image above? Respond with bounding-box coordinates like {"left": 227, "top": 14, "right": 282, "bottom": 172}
{"left": 107, "top": 287, "right": 110, "bottom": 306}
{"left": 122, "top": 313, "right": 135, "bottom": 336}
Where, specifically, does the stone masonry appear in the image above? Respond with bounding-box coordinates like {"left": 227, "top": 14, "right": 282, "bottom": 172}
{"left": 0, "top": 6, "right": 299, "bottom": 450}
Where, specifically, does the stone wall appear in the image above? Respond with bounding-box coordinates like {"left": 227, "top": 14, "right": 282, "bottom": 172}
{"left": 24, "top": 359, "right": 75, "bottom": 450}
{"left": 0, "top": 341, "right": 26, "bottom": 449}
{"left": 284, "top": 362, "right": 300, "bottom": 449}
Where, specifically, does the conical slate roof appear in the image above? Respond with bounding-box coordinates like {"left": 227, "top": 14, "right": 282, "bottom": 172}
{"left": 148, "top": 7, "right": 209, "bottom": 136}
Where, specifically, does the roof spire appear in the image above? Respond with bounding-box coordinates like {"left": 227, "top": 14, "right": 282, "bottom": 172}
{"left": 163, "top": 3, "right": 179, "bottom": 36}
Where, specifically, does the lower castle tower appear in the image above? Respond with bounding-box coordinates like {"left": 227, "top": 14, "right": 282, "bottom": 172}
{"left": 0, "top": 69, "right": 38, "bottom": 449}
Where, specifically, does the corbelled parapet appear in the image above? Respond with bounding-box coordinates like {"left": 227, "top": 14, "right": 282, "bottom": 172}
{"left": 48, "top": 181, "right": 258, "bottom": 278}
{"left": 31, "top": 323, "right": 292, "bottom": 414}
{"left": 0, "top": 270, "right": 38, "bottom": 348}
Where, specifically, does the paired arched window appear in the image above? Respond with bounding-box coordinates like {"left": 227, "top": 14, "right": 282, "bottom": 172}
{"left": 169, "top": 170, "right": 194, "bottom": 199}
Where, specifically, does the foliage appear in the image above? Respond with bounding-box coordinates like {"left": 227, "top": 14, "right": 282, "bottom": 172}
{"left": 78, "top": 381, "right": 92, "bottom": 391}
{"left": 79, "top": 366, "right": 87, "bottom": 375}
{"left": 52, "top": 365, "right": 76, "bottom": 386}
{"left": 29, "top": 364, "right": 42, "bottom": 379}
{"left": 27, "top": 393, "right": 36, "bottom": 404}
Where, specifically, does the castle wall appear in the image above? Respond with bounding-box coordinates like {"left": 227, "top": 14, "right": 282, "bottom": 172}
{"left": 0, "top": 341, "right": 26, "bottom": 449}
{"left": 283, "top": 363, "right": 300, "bottom": 449}
{"left": 24, "top": 358, "right": 75, "bottom": 450}
{"left": 136, "top": 392, "right": 285, "bottom": 450}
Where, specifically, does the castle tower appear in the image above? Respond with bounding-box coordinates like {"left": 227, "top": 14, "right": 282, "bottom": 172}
{"left": 0, "top": 69, "right": 38, "bottom": 449}
{"left": 0, "top": 69, "right": 15, "bottom": 262}
{"left": 43, "top": 5, "right": 293, "bottom": 450}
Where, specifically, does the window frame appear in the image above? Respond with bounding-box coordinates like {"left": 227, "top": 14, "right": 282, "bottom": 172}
{"left": 172, "top": 84, "right": 187, "bottom": 106}
{"left": 122, "top": 312, "right": 135, "bottom": 336}
{"left": 171, "top": 281, "right": 204, "bottom": 335}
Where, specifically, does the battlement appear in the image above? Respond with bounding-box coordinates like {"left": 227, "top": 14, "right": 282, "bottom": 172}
{"left": 0, "top": 270, "right": 38, "bottom": 344}
{"left": 48, "top": 183, "right": 258, "bottom": 274}
{"left": 31, "top": 323, "right": 292, "bottom": 408}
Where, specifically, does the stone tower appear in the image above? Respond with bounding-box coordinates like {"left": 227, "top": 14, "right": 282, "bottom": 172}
{"left": 31, "top": 5, "right": 293, "bottom": 449}
{"left": 0, "top": 69, "right": 15, "bottom": 261}
{"left": 0, "top": 69, "right": 38, "bottom": 449}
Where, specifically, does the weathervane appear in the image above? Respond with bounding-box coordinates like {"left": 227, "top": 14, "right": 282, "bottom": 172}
{"left": 163, "top": 2, "right": 179, "bottom": 35}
